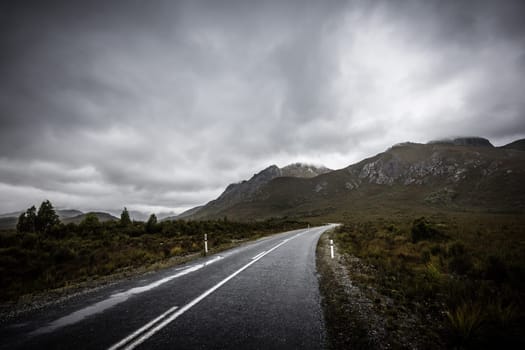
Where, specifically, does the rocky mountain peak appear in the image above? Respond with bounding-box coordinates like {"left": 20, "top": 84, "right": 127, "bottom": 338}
{"left": 186, "top": 162, "right": 331, "bottom": 219}
{"left": 256, "top": 165, "right": 282, "bottom": 180}
{"left": 219, "top": 163, "right": 330, "bottom": 201}
{"left": 281, "top": 163, "right": 332, "bottom": 178}
{"left": 341, "top": 137, "right": 522, "bottom": 192}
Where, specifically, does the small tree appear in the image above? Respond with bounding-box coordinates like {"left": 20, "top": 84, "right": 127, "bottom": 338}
{"left": 120, "top": 207, "right": 131, "bottom": 226}
{"left": 16, "top": 205, "right": 37, "bottom": 233}
{"left": 35, "top": 200, "right": 60, "bottom": 234}
{"left": 145, "top": 214, "right": 158, "bottom": 233}
{"left": 79, "top": 213, "right": 101, "bottom": 236}
{"left": 411, "top": 217, "right": 443, "bottom": 243}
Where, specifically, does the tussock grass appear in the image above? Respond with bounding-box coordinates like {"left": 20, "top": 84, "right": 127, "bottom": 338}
{"left": 446, "top": 301, "right": 485, "bottom": 345}
{"left": 331, "top": 210, "right": 525, "bottom": 348}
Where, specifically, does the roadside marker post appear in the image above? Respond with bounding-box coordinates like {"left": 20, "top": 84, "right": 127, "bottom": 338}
{"left": 330, "top": 239, "right": 334, "bottom": 259}
{"left": 204, "top": 234, "right": 208, "bottom": 255}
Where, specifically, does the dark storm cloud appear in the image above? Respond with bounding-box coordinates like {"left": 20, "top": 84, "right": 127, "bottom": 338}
{"left": 1, "top": 0, "right": 524, "bottom": 213}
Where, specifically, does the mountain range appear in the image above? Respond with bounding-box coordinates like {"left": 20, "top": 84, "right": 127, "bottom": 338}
{"left": 1, "top": 137, "right": 524, "bottom": 228}
{"left": 172, "top": 163, "right": 332, "bottom": 220}
{"left": 0, "top": 209, "right": 85, "bottom": 230}
{"left": 179, "top": 137, "right": 525, "bottom": 221}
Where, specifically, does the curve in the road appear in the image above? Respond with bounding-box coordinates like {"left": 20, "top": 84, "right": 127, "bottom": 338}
{"left": 1, "top": 224, "right": 336, "bottom": 350}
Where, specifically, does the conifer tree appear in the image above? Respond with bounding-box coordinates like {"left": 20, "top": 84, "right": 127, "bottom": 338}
{"left": 145, "top": 213, "right": 158, "bottom": 233}
{"left": 35, "top": 200, "right": 59, "bottom": 234}
{"left": 16, "top": 205, "right": 37, "bottom": 233}
{"left": 120, "top": 207, "right": 131, "bottom": 226}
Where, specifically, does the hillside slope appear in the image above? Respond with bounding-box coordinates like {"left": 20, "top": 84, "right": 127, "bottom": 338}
{"left": 191, "top": 138, "right": 525, "bottom": 221}
{"left": 0, "top": 209, "right": 84, "bottom": 229}
{"left": 61, "top": 212, "right": 118, "bottom": 224}
{"left": 185, "top": 163, "right": 331, "bottom": 219}
{"left": 501, "top": 138, "right": 525, "bottom": 151}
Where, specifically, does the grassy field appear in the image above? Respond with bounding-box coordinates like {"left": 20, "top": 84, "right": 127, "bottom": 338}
{"left": 326, "top": 209, "right": 525, "bottom": 348}
{"left": 0, "top": 218, "right": 308, "bottom": 302}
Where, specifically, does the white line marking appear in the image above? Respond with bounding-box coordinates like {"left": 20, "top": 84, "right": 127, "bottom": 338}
{"left": 111, "top": 256, "right": 222, "bottom": 300}
{"left": 251, "top": 251, "right": 266, "bottom": 260}
{"left": 33, "top": 256, "right": 223, "bottom": 335}
{"left": 108, "top": 233, "right": 303, "bottom": 350}
{"left": 108, "top": 306, "right": 179, "bottom": 350}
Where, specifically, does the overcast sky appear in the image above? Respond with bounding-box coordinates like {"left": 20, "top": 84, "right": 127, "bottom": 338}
{"left": 1, "top": 0, "right": 524, "bottom": 214}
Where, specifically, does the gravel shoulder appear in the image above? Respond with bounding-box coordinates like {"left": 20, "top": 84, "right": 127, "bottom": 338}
{"left": 317, "top": 230, "right": 432, "bottom": 349}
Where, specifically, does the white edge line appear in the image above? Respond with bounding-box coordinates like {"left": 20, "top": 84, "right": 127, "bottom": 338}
{"left": 204, "top": 256, "right": 222, "bottom": 265}
{"left": 110, "top": 233, "right": 303, "bottom": 350}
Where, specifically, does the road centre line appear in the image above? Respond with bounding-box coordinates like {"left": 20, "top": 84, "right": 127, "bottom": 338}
{"left": 108, "top": 233, "right": 304, "bottom": 350}
{"left": 251, "top": 251, "right": 266, "bottom": 260}
{"left": 108, "top": 306, "right": 179, "bottom": 350}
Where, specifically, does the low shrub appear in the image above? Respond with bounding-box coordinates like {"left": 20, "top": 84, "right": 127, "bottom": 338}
{"left": 484, "top": 255, "right": 508, "bottom": 283}
{"left": 169, "top": 245, "right": 183, "bottom": 256}
{"left": 411, "top": 217, "right": 444, "bottom": 243}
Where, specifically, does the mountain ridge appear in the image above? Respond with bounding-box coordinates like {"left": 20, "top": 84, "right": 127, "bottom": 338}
{"left": 1, "top": 137, "right": 523, "bottom": 226}
{"left": 182, "top": 163, "right": 332, "bottom": 219}
{"left": 182, "top": 137, "right": 525, "bottom": 221}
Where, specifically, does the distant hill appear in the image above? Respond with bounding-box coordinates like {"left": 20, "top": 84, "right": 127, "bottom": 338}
{"left": 156, "top": 211, "right": 178, "bottom": 220}
{"left": 62, "top": 212, "right": 118, "bottom": 224}
{"left": 107, "top": 210, "right": 178, "bottom": 222}
{"left": 183, "top": 163, "right": 332, "bottom": 219}
{"left": 0, "top": 209, "right": 84, "bottom": 229}
{"left": 128, "top": 210, "right": 149, "bottom": 222}
{"left": 0, "top": 209, "right": 83, "bottom": 219}
{"left": 0, "top": 211, "right": 24, "bottom": 219}
{"left": 501, "top": 139, "right": 525, "bottom": 151}
{"left": 185, "top": 137, "right": 525, "bottom": 221}
{"left": 57, "top": 209, "right": 84, "bottom": 219}
{"left": 165, "top": 206, "right": 203, "bottom": 221}
{"left": 0, "top": 217, "right": 18, "bottom": 230}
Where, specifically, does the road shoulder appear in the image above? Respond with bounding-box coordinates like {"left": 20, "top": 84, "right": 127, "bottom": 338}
{"left": 317, "top": 230, "right": 428, "bottom": 349}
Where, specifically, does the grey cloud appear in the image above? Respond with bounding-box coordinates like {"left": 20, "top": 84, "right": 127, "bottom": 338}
{"left": 1, "top": 0, "right": 524, "bottom": 213}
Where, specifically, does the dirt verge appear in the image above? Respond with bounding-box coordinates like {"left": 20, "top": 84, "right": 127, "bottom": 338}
{"left": 317, "top": 230, "right": 431, "bottom": 349}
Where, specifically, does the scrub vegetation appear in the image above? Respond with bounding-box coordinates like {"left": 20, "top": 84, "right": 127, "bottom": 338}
{"left": 326, "top": 210, "right": 525, "bottom": 348}
{"left": 0, "top": 201, "right": 308, "bottom": 302}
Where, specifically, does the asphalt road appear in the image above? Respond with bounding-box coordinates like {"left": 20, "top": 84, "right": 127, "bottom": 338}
{"left": 1, "top": 224, "right": 335, "bottom": 349}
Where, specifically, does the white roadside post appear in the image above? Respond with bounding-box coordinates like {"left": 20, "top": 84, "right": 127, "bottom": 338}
{"left": 204, "top": 234, "right": 208, "bottom": 255}
{"left": 330, "top": 239, "right": 334, "bottom": 259}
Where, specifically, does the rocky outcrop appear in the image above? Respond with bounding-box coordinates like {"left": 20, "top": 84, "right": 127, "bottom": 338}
{"left": 345, "top": 141, "right": 514, "bottom": 188}
{"left": 281, "top": 163, "right": 332, "bottom": 178}
{"left": 215, "top": 165, "right": 282, "bottom": 205}
{"left": 186, "top": 163, "right": 332, "bottom": 219}
{"left": 176, "top": 137, "right": 525, "bottom": 220}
